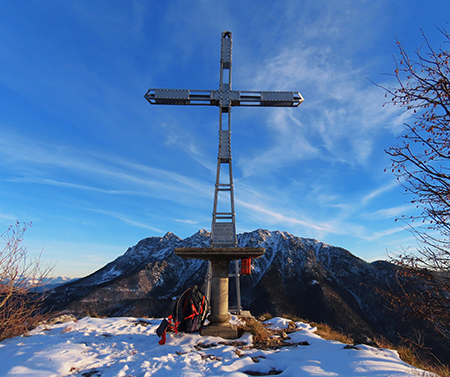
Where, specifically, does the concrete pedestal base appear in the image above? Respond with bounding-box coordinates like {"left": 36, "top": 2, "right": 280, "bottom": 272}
{"left": 201, "top": 322, "right": 237, "bottom": 339}
{"left": 238, "top": 310, "right": 252, "bottom": 318}
{"left": 175, "top": 247, "right": 265, "bottom": 340}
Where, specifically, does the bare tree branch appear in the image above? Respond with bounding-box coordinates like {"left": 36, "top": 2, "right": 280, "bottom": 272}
{"left": 381, "top": 27, "right": 450, "bottom": 342}
{"left": 0, "top": 222, "right": 53, "bottom": 341}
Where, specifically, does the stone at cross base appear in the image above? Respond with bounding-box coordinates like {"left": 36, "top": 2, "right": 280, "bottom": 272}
{"left": 175, "top": 247, "right": 265, "bottom": 339}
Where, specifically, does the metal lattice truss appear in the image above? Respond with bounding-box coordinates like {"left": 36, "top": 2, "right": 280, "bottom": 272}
{"left": 145, "top": 31, "right": 303, "bottom": 249}
{"left": 145, "top": 89, "right": 302, "bottom": 107}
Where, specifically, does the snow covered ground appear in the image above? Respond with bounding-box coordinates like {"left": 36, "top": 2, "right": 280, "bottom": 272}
{"left": 0, "top": 316, "right": 434, "bottom": 376}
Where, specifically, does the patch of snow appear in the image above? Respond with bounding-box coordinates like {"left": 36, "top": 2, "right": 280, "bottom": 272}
{"left": 152, "top": 246, "right": 173, "bottom": 259}
{"left": 97, "top": 266, "right": 122, "bottom": 284}
{"left": 0, "top": 316, "right": 433, "bottom": 377}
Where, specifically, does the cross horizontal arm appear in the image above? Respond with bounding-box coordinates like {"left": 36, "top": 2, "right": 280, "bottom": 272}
{"left": 145, "top": 88, "right": 304, "bottom": 107}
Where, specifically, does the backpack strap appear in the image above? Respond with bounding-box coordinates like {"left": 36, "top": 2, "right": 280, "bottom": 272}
{"left": 158, "top": 329, "right": 167, "bottom": 345}
{"left": 157, "top": 317, "right": 169, "bottom": 345}
{"left": 174, "top": 287, "right": 192, "bottom": 321}
{"left": 157, "top": 315, "right": 180, "bottom": 345}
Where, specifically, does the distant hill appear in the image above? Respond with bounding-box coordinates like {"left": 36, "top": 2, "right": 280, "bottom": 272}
{"left": 45, "top": 229, "right": 450, "bottom": 363}
{"left": 32, "top": 276, "right": 79, "bottom": 292}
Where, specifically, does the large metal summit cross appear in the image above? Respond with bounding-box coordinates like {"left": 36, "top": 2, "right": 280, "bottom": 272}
{"left": 145, "top": 31, "right": 303, "bottom": 338}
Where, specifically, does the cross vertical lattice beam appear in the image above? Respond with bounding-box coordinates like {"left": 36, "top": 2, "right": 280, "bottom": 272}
{"left": 211, "top": 31, "right": 237, "bottom": 248}
{"left": 145, "top": 31, "right": 303, "bottom": 314}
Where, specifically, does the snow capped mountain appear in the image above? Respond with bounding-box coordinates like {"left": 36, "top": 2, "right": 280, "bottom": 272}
{"left": 45, "top": 229, "right": 449, "bottom": 364}
{"left": 44, "top": 228, "right": 405, "bottom": 325}
{"left": 43, "top": 276, "right": 79, "bottom": 286}
{"left": 24, "top": 275, "right": 79, "bottom": 292}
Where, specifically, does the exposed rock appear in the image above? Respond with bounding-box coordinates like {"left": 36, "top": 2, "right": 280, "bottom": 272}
{"left": 45, "top": 228, "right": 449, "bottom": 363}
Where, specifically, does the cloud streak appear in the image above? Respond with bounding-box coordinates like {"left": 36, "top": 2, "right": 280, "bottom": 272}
{"left": 88, "top": 209, "right": 162, "bottom": 233}
{"left": 0, "top": 133, "right": 212, "bottom": 207}
{"left": 361, "top": 205, "right": 414, "bottom": 220}
{"left": 362, "top": 181, "right": 399, "bottom": 205}
{"left": 2, "top": 0, "right": 441, "bottom": 277}
{"left": 238, "top": 40, "right": 410, "bottom": 177}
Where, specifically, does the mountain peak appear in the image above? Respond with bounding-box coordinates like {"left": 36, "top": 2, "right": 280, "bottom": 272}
{"left": 46, "top": 228, "right": 450, "bottom": 365}
{"left": 162, "top": 231, "right": 180, "bottom": 241}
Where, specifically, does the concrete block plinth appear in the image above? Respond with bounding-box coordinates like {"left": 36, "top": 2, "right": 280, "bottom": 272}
{"left": 175, "top": 247, "right": 265, "bottom": 261}
{"left": 201, "top": 322, "right": 238, "bottom": 339}
{"left": 175, "top": 246, "right": 265, "bottom": 339}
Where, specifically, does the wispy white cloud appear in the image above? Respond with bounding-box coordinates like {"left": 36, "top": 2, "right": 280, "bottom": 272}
{"left": 173, "top": 219, "right": 200, "bottom": 225}
{"left": 233, "top": 173, "right": 408, "bottom": 245}
{"left": 0, "top": 133, "right": 212, "bottom": 205}
{"left": 88, "top": 209, "right": 162, "bottom": 233}
{"left": 238, "top": 110, "right": 318, "bottom": 177}
{"left": 361, "top": 181, "right": 399, "bottom": 204}
{"left": 238, "top": 38, "right": 410, "bottom": 176}
{"left": 0, "top": 0, "right": 431, "bottom": 276}
{"left": 237, "top": 199, "right": 339, "bottom": 234}
{"left": 0, "top": 213, "right": 18, "bottom": 223}
{"left": 9, "top": 177, "right": 132, "bottom": 195}
{"left": 359, "top": 226, "right": 405, "bottom": 242}
{"left": 236, "top": 193, "right": 407, "bottom": 244}
{"left": 361, "top": 204, "right": 413, "bottom": 220}
{"left": 162, "top": 122, "right": 216, "bottom": 174}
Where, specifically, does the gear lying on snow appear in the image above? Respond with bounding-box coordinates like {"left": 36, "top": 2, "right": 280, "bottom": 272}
{"left": 0, "top": 315, "right": 435, "bottom": 376}
{"left": 157, "top": 285, "right": 208, "bottom": 345}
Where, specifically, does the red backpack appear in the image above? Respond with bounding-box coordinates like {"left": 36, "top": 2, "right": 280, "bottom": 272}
{"left": 157, "top": 285, "right": 209, "bottom": 344}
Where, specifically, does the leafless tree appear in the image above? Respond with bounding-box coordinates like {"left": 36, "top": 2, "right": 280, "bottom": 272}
{"left": 382, "top": 27, "right": 450, "bottom": 341}
{"left": 0, "top": 222, "right": 53, "bottom": 341}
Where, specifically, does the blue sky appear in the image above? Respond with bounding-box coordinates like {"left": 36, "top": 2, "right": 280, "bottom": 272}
{"left": 1, "top": 1, "right": 449, "bottom": 277}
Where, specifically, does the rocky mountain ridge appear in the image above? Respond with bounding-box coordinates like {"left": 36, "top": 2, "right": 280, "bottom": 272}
{"left": 46, "top": 229, "right": 449, "bottom": 362}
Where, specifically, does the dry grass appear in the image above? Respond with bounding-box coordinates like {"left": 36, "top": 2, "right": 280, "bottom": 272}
{"left": 237, "top": 317, "right": 304, "bottom": 350}
{"left": 280, "top": 314, "right": 305, "bottom": 323}
{"left": 396, "top": 345, "right": 450, "bottom": 377}
{"left": 239, "top": 317, "right": 272, "bottom": 344}
{"left": 309, "top": 324, "right": 450, "bottom": 376}
{"left": 255, "top": 316, "right": 450, "bottom": 376}
{"left": 247, "top": 315, "right": 354, "bottom": 347}
{"left": 258, "top": 313, "right": 273, "bottom": 321}
{"left": 310, "top": 322, "right": 353, "bottom": 345}
{"left": 373, "top": 336, "right": 450, "bottom": 377}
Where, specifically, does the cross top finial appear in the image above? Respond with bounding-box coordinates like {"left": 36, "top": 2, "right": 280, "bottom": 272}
{"left": 222, "top": 31, "right": 232, "bottom": 38}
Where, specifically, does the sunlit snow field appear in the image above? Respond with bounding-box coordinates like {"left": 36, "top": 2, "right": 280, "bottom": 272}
{"left": 0, "top": 316, "right": 431, "bottom": 376}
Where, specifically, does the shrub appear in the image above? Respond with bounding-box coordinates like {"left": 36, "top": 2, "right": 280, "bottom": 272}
{"left": 310, "top": 322, "right": 353, "bottom": 344}
{"left": 0, "top": 222, "right": 52, "bottom": 341}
